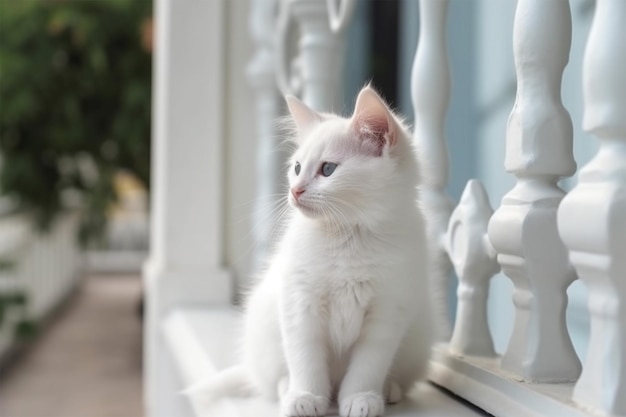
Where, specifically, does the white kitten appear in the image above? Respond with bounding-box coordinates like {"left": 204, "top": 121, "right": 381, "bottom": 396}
{"left": 188, "top": 86, "right": 433, "bottom": 417}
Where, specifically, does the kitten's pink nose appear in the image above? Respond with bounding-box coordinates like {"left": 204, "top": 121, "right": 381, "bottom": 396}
{"left": 291, "top": 187, "right": 305, "bottom": 200}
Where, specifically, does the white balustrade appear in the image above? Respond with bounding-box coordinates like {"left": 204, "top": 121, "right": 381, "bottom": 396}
{"left": 277, "top": 0, "right": 356, "bottom": 111}
{"left": 426, "top": 0, "right": 626, "bottom": 416}
{"left": 413, "top": 0, "right": 502, "bottom": 355}
{"left": 326, "top": 0, "right": 357, "bottom": 33}
{"left": 446, "top": 180, "right": 499, "bottom": 357}
{"left": 487, "top": 0, "right": 580, "bottom": 383}
{"left": 248, "top": 0, "right": 282, "bottom": 273}
{"left": 413, "top": 0, "right": 502, "bottom": 359}
{"left": 147, "top": 0, "right": 626, "bottom": 415}
{"left": 412, "top": 0, "right": 455, "bottom": 341}
{"left": 558, "top": 0, "right": 626, "bottom": 414}
{"left": 254, "top": 0, "right": 354, "bottom": 273}
{"left": 0, "top": 212, "right": 81, "bottom": 365}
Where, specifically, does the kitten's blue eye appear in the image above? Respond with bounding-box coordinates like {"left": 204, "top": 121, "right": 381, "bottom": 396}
{"left": 294, "top": 162, "right": 301, "bottom": 175}
{"left": 321, "top": 162, "right": 337, "bottom": 177}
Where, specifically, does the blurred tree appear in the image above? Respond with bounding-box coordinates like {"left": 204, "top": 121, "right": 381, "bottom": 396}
{"left": 0, "top": 0, "right": 152, "bottom": 244}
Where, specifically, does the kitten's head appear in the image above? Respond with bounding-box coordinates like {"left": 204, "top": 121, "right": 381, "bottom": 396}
{"left": 284, "top": 86, "right": 418, "bottom": 227}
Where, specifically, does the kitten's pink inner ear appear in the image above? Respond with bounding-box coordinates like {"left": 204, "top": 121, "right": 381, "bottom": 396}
{"left": 285, "top": 95, "right": 320, "bottom": 132}
{"left": 351, "top": 87, "right": 397, "bottom": 154}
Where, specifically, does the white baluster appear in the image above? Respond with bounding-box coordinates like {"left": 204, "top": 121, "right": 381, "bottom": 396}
{"left": 278, "top": 0, "right": 355, "bottom": 111}
{"left": 488, "top": 0, "right": 580, "bottom": 382}
{"left": 558, "top": 0, "right": 626, "bottom": 413}
{"left": 412, "top": 0, "right": 454, "bottom": 341}
{"left": 248, "top": 0, "right": 282, "bottom": 273}
{"left": 446, "top": 180, "right": 499, "bottom": 357}
{"left": 326, "top": 0, "right": 357, "bottom": 33}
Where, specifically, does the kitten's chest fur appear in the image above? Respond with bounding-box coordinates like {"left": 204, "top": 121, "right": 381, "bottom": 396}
{"left": 295, "top": 227, "right": 382, "bottom": 354}
{"left": 323, "top": 274, "right": 374, "bottom": 355}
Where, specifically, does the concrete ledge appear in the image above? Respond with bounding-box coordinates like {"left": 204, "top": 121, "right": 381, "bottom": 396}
{"left": 429, "top": 345, "right": 598, "bottom": 417}
{"left": 162, "top": 307, "right": 487, "bottom": 417}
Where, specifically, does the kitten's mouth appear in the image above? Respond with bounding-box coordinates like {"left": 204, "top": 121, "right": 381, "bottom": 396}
{"left": 290, "top": 198, "right": 320, "bottom": 217}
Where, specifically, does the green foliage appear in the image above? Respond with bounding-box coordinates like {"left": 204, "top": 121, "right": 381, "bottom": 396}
{"left": 14, "top": 319, "right": 38, "bottom": 341}
{"left": 0, "top": 259, "right": 15, "bottom": 271}
{"left": 0, "top": 290, "right": 27, "bottom": 328}
{"left": 0, "top": 0, "right": 152, "bottom": 243}
{"left": 3, "top": 292, "right": 27, "bottom": 306}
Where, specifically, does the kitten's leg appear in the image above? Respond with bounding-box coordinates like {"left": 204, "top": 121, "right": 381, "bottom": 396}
{"left": 281, "top": 301, "right": 331, "bottom": 417}
{"left": 338, "top": 317, "right": 406, "bottom": 417}
{"left": 383, "top": 379, "right": 402, "bottom": 404}
{"left": 278, "top": 376, "right": 289, "bottom": 399}
{"left": 388, "top": 316, "right": 433, "bottom": 397}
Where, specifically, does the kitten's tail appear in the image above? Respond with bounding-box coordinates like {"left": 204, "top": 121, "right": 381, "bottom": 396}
{"left": 182, "top": 365, "right": 255, "bottom": 406}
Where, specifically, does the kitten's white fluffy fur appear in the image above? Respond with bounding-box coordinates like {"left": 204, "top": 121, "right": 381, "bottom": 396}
{"left": 188, "top": 86, "right": 433, "bottom": 417}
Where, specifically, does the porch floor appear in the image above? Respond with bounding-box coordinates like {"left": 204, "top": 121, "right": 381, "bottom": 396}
{"left": 0, "top": 274, "right": 144, "bottom": 417}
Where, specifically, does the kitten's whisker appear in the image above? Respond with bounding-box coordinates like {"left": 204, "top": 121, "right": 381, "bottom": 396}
{"left": 232, "top": 196, "right": 292, "bottom": 265}
{"left": 319, "top": 201, "right": 356, "bottom": 253}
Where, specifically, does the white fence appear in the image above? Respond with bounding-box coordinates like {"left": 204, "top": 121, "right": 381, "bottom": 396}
{"left": 146, "top": 0, "right": 625, "bottom": 416}
{"left": 0, "top": 211, "right": 82, "bottom": 362}
{"left": 417, "top": 1, "right": 625, "bottom": 416}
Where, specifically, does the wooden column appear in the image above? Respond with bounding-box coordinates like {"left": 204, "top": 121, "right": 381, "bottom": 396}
{"left": 446, "top": 180, "right": 499, "bottom": 357}
{"left": 487, "top": 0, "right": 580, "bottom": 382}
{"left": 279, "top": 0, "right": 355, "bottom": 111}
{"left": 558, "top": 0, "right": 626, "bottom": 413}
{"left": 143, "top": 0, "right": 231, "bottom": 415}
{"left": 412, "top": 0, "right": 455, "bottom": 341}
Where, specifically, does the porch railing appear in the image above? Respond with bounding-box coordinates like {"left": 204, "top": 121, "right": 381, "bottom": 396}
{"left": 146, "top": 0, "right": 626, "bottom": 416}
{"left": 258, "top": 0, "right": 626, "bottom": 416}
{"left": 418, "top": 0, "right": 625, "bottom": 416}
{"left": 0, "top": 211, "right": 82, "bottom": 363}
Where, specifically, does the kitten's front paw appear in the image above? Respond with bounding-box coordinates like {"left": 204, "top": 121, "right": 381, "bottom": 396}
{"left": 339, "top": 391, "right": 384, "bottom": 417}
{"left": 282, "top": 391, "right": 330, "bottom": 417}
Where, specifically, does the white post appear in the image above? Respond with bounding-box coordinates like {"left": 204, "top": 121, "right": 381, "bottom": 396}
{"left": 248, "top": 0, "right": 282, "bottom": 273}
{"left": 446, "top": 180, "right": 499, "bottom": 357}
{"left": 558, "top": 0, "right": 626, "bottom": 413}
{"left": 412, "top": 0, "right": 454, "bottom": 341}
{"left": 279, "top": 0, "right": 353, "bottom": 111}
{"left": 144, "top": 0, "right": 231, "bottom": 415}
{"left": 293, "top": 0, "right": 341, "bottom": 111}
{"left": 487, "top": 0, "right": 581, "bottom": 382}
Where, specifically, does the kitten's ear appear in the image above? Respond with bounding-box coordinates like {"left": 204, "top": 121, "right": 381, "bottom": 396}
{"left": 351, "top": 87, "right": 397, "bottom": 155}
{"left": 285, "top": 95, "right": 321, "bottom": 133}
